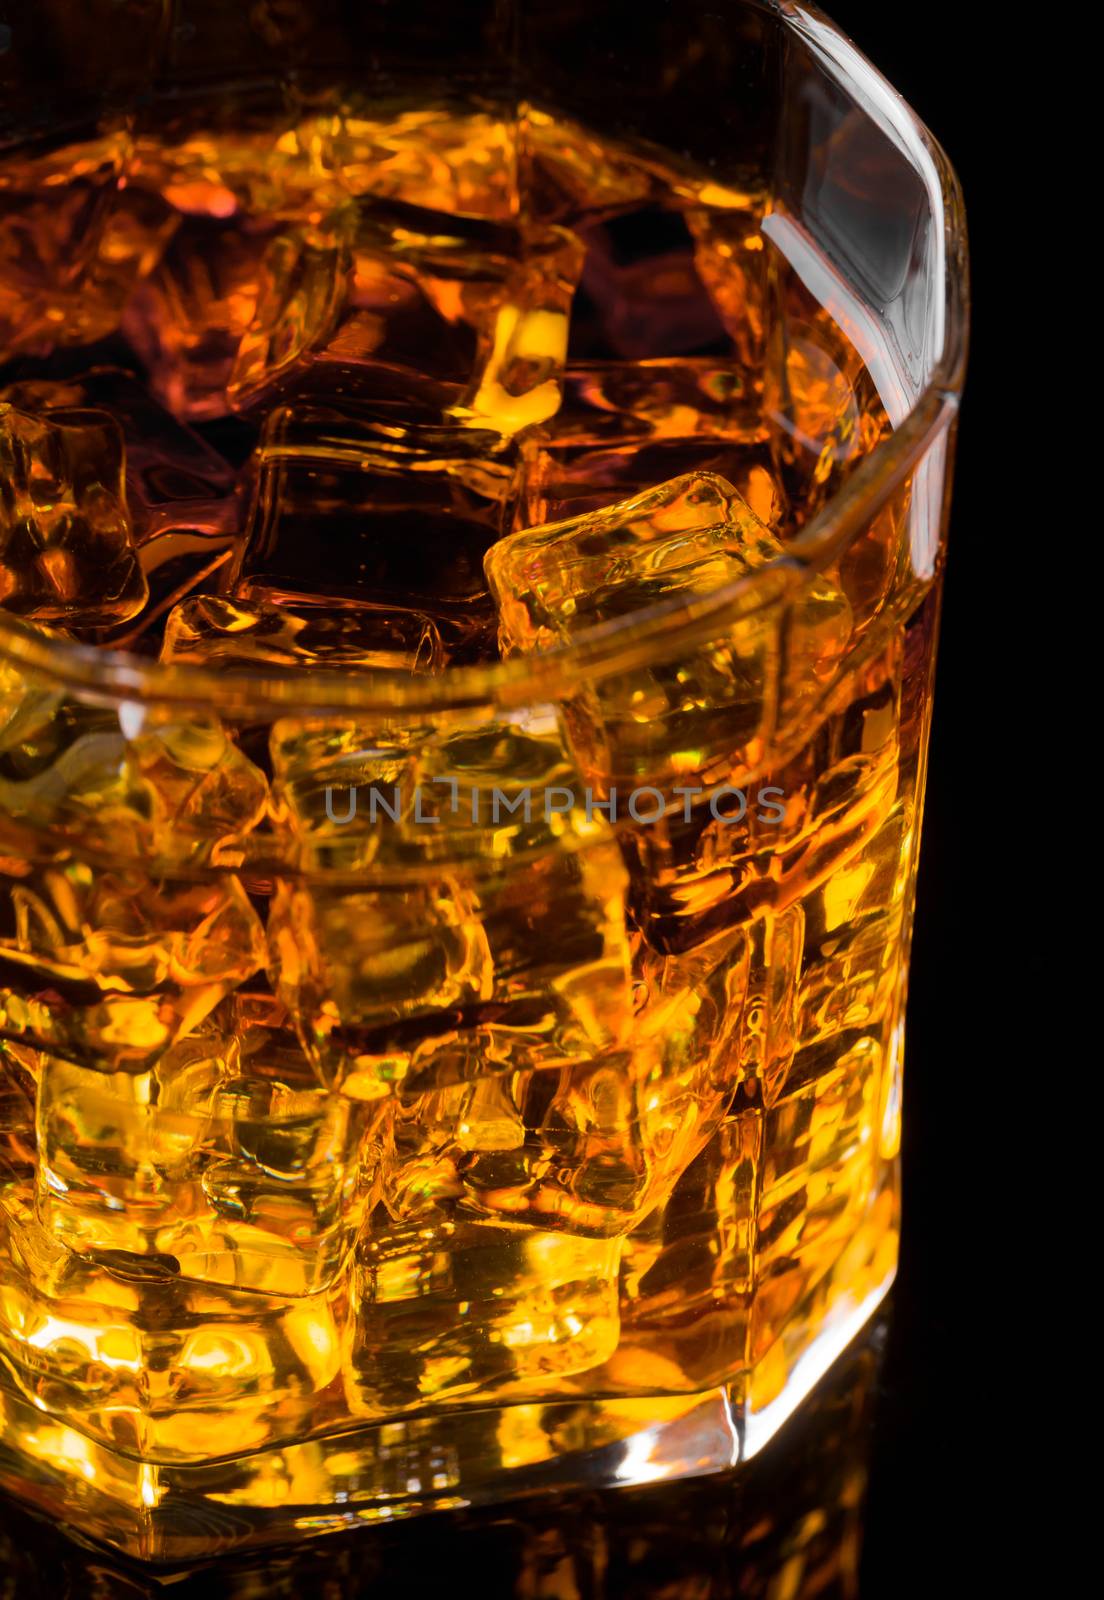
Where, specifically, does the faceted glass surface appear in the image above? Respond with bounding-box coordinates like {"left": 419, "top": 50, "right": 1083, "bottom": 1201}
{"left": 0, "top": 0, "right": 966, "bottom": 1561}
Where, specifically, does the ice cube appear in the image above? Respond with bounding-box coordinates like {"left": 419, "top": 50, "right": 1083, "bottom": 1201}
{"left": 227, "top": 202, "right": 581, "bottom": 436}
{"left": 123, "top": 217, "right": 277, "bottom": 420}
{"left": 0, "top": 676, "right": 268, "bottom": 871}
{"left": 268, "top": 714, "right": 425, "bottom": 876}
{"left": 490, "top": 471, "right": 774, "bottom": 653}
{"left": 0, "top": 402, "right": 146, "bottom": 625}
{"left": 508, "top": 183, "right": 782, "bottom": 538}
{"left": 162, "top": 594, "right": 446, "bottom": 674}
{"left": 487, "top": 471, "right": 850, "bottom": 791}
{"left": 622, "top": 630, "right": 901, "bottom": 953}
{"left": 519, "top": 106, "right": 658, "bottom": 222}
{"left": 0, "top": 860, "right": 266, "bottom": 1071}
{"left": 752, "top": 1029, "right": 884, "bottom": 1355}
{"left": 344, "top": 1219, "right": 621, "bottom": 1414}
{"left": 130, "top": 41, "right": 515, "bottom": 222}
{"left": 487, "top": 472, "right": 853, "bottom": 953}
{"left": 0, "top": 131, "right": 164, "bottom": 359}
{"left": 549, "top": 360, "right": 767, "bottom": 448}
{"left": 269, "top": 711, "right": 633, "bottom": 1090}
{"left": 36, "top": 1012, "right": 384, "bottom": 1296}
{"left": 311, "top": 105, "right": 518, "bottom": 218}
{"left": 402, "top": 714, "right": 633, "bottom": 1065}
{"left": 686, "top": 198, "right": 769, "bottom": 375}
{"left": 129, "top": 112, "right": 340, "bottom": 224}
{"left": 502, "top": 183, "right": 781, "bottom": 537}
{"left": 104, "top": 526, "right": 237, "bottom": 654}
{"left": 0, "top": 1180, "right": 345, "bottom": 1462}
{"left": 1, "top": 368, "right": 239, "bottom": 541}
{"left": 796, "top": 810, "right": 909, "bottom": 1055}
{"left": 230, "top": 404, "right": 512, "bottom": 660}
{"left": 35, "top": 1033, "right": 233, "bottom": 1262}
{"left": 380, "top": 922, "right": 747, "bottom": 1239}
{"left": 513, "top": 435, "right": 785, "bottom": 533}
{"left": 269, "top": 877, "right": 495, "bottom": 1079}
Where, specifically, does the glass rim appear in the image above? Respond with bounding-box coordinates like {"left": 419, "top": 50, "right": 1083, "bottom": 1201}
{"left": 0, "top": 0, "right": 968, "bottom": 721}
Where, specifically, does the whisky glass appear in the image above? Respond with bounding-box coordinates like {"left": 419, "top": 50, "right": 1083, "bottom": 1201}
{"left": 0, "top": 0, "right": 967, "bottom": 1561}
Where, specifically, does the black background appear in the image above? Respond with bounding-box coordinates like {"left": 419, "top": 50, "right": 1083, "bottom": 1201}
{"left": 0, "top": 3, "right": 1016, "bottom": 1593}
{"left": 829, "top": 4, "right": 1016, "bottom": 1593}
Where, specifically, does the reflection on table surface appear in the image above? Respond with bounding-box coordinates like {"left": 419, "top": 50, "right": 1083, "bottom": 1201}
{"left": 0, "top": 1314, "right": 886, "bottom": 1599}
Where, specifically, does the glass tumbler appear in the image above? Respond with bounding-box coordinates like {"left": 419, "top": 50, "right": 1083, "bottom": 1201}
{"left": 0, "top": 0, "right": 967, "bottom": 1561}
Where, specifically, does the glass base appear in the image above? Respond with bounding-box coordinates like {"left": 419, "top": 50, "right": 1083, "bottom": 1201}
{"left": 0, "top": 1257, "right": 894, "bottom": 1564}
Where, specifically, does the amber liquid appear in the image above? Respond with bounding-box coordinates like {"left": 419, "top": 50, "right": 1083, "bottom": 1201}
{"left": 0, "top": 100, "right": 929, "bottom": 1550}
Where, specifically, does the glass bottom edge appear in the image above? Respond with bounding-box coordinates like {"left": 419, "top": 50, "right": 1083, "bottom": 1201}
{"left": 0, "top": 1268, "right": 893, "bottom": 1565}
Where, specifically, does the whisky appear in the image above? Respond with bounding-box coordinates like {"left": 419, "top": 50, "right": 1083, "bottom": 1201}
{"left": 0, "top": 24, "right": 950, "bottom": 1559}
